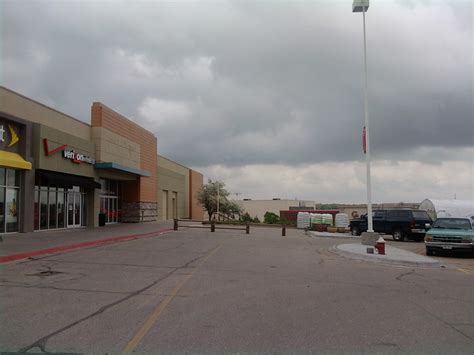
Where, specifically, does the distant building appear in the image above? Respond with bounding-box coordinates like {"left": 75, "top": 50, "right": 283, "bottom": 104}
{"left": 237, "top": 199, "right": 316, "bottom": 221}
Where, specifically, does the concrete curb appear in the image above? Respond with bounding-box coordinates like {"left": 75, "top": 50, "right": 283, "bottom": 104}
{"left": 0, "top": 228, "right": 173, "bottom": 264}
{"left": 307, "top": 231, "right": 360, "bottom": 239}
{"left": 331, "top": 243, "right": 442, "bottom": 268}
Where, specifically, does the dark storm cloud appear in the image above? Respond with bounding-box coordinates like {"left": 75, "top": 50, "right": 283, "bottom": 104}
{"left": 2, "top": 0, "right": 472, "bottom": 167}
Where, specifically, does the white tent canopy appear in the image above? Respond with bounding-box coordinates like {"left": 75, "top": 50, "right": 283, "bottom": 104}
{"left": 419, "top": 199, "right": 474, "bottom": 221}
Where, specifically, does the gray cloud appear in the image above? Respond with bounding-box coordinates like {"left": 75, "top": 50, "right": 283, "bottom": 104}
{"left": 2, "top": 0, "right": 472, "bottom": 170}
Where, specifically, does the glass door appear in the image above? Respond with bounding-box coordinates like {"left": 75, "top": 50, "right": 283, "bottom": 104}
{"left": 67, "top": 192, "right": 82, "bottom": 228}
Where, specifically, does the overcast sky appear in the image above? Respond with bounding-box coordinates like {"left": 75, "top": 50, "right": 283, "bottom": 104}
{"left": 2, "top": 0, "right": 473, "bottom": 203}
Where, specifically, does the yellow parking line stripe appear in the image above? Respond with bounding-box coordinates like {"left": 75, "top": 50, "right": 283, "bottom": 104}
{"left": 121, "top": 245, "right": 222, "bottom": 355}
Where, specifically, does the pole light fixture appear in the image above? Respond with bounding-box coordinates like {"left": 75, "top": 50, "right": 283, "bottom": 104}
{"left": 353, "top": 0, "right": 374, "bottom": 233}
{"left": 352, "top": 0, "right": 369, "bottom": 12}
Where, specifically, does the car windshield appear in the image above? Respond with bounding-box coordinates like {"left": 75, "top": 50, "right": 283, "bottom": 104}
{"left": 432, "top": 219, "right": 472, "bottom": 229}
{"left": 413, "top": 211, "right": 430, "bottom": 219}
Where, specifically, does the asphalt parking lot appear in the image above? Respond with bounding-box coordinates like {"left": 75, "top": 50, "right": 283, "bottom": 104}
{"left": 1, "top": 226, "right": 473, "bottom": 353}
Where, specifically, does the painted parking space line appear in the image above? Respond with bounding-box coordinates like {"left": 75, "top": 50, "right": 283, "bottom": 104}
{"left": 121, "top": 244, "right": 222, "bottom": 355}
{"left": 457, "top": 268, "right": 474, "bottom": 275}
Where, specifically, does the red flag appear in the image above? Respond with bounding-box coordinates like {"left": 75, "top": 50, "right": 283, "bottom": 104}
{"left": 362, "top": 126, "right": 367, "bottom": 154}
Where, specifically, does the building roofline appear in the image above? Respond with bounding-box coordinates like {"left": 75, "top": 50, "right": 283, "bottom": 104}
{"left": 0, "top": 86, "right": 91, "bottom": 129}
{"left": 157, "top": 154, "right": 191, "bottom": 170}
{"left": 92, "top": 102, "right": 155, "bottom": 138}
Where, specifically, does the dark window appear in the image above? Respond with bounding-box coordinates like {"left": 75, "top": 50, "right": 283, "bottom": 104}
{"left": 0, "top": 187, "right": 5, "bottom": 232}
{"left": 387, "top": 211, "right": 398, "bottom": 218}
{"left": 40, "top": 188, "right": 48, "bottom": 230}
{"left": 433, "top": 218, "right": 472, "bottom": 230}
{"left": 0, "top": 168, "right": 5, "bottom": 186}
{"left": 413, "top": 211, "right": 430, "bottom": 219}
{"left": 49, "top": 188, "right": 57, "bottom": 229}
{"left": 373, "top": 211, "right": 384, "bottom": 218}
{"left": 57, "top": 189, "right": 65, "bottom": 228}
{"left": 398, "top": 211, "right": 410, "bottom": 218}
{"left": 34, "top": 187, "right": 39, "bottom": 230}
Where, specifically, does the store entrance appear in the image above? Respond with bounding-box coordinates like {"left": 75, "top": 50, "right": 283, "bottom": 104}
{"left": 67, "top": 191, "right": 82, "bottom": 228}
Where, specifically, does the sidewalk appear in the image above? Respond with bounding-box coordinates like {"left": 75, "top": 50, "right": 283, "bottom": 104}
{"left": 0, "top": 221, "right": 173, "bottom": 261}
{"left": 307, "top": 230, "right": 359, "bottom": 239}
{"left": 333, "top": 243, "right": 441, "bottom": 268}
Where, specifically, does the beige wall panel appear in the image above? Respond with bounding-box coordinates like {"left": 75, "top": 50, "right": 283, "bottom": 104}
{"left": 1, "top": 87, "right": 90, "bottom": 140}
{"left": 37, "top": 125, "right": 96, "bottom": 178}
{"left": 157, "top": 163, "right": 186, "bottom": 220}
{"left": 91, "top": 127, "right": 140, "bottom": 169}
{"left": 157, "top": 156, "right": 189, "bottom": 219}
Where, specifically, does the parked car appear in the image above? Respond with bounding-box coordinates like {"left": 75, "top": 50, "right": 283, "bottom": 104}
{"left": 425, "top": 217, "right": 474, "bottom": 256}
{"left": 349, "top": 209, "right": 432, "bottom": 242}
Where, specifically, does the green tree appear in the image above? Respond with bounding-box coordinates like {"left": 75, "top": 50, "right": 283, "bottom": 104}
{"left": 197, "top": 180, "right": 242, "bottom": 221}
{"left": 264, "top": 211, "right": 280, "bottom": 224}
{"left": 240, "top": 212, "right": 253, "bottom": 223}
{"left": 220, "top": 200, "right": 243, "bottom": 220}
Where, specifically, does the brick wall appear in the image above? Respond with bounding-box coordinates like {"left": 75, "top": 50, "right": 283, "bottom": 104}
{"left": 91, "top": 103, "right": 157, "bottom": 203}
{"left": 189, "top": 169, "right": 204, "bottom": 221}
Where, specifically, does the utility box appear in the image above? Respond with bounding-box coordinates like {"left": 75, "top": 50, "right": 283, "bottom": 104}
{"left": 352, "top": 0, "right": 369, "bottom": 12}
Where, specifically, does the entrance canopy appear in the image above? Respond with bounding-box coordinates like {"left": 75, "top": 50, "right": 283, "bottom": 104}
{"left": 0, "top": 151, "right": 32, "bottom": 170}
{"left": 38, "top": 170, "right": 101, "bottom": 189}
{"left": 94, "top": 162, "right": 151, "bottom": 177}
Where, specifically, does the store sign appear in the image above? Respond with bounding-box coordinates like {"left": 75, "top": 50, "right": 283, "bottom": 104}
{"left": 43, "top": 139, "right": 95, "bottom": 165}
{"left": 0, "top": 121, "right": 21, "bottom": 151}
{"left": 63, "top": 149, "right": 95, "bottom": 164}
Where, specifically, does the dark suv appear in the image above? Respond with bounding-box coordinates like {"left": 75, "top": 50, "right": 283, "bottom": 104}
{"left": 349, "top": 209, "right": 432, "bottom": 242}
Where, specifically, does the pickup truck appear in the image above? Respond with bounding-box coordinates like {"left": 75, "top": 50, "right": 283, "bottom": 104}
{"left": 425, "top": 217, "right": 474, "bottom": 256}
{"left": 349, "top": 209, "right": 432, "bottom": 242}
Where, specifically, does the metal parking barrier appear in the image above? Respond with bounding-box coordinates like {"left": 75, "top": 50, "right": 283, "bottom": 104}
{"left": 173, "top": 219, "right": 251, "bottom": 234}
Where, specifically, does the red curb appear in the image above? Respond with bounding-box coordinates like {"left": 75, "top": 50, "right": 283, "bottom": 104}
{"left": 0, "top": 228, "right": 173, "bottom": 264}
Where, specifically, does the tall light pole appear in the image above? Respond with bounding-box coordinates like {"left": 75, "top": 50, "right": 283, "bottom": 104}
{"left": 353, "top": 0, "right": 373, "bottom": 232}
{"left": 216, "top": 183, "right": 220, "bottom": 221}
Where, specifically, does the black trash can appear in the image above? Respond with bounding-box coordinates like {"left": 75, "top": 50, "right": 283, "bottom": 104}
{"left": 98, "top": 213, "right": 106, "bottom": 227}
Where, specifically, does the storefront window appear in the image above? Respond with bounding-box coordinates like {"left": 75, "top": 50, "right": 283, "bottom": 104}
{"left": 6, "top": 169, "right": 20, "bottom": 188}
{"left": 40, "top": 187, "right": 48, "bottom": 230}
{"left": 34, "top": 187, "right": 39, "bottom": 230}
{"left": 6, "top": 188, "right": 18, "bottom": 232}
{"left": 57, "top": 188, "right": 65, "bottom": 228}
{"left": 0, "top": 187, "right": 5, "bottom": 232}
{"left": 49, "top": 187, "right": 57, "bottom": 229}
{"left": 100, "top": 178, "right": 122, "bottom": 224}
{"left": 81, "top": 193, "right": 87, "bottom": 226}
{"left": 0, "top": 168, "right": 20, "bottom": 233}
{"left": 34, "top": 179, "right": 87, "bottom": 230}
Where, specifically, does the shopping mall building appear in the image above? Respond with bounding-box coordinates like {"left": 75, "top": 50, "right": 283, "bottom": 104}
{"left": 0, "top": 86, "right": 203, "bottom": 233}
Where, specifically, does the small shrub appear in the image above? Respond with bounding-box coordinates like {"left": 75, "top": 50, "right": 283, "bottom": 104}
{"left": 264, "top": 211, "right": 280, "bottom": 224}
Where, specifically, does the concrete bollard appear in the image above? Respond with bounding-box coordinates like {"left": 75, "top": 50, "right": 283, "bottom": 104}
{"left": 246, "top": 224, "right": 250, "bottom": 234}
{"left": 211, "top": 221, "right": 215, "bottom": 232}
{"left": 173, "top": 219, "right": 178, "bottom": 231}
{"left": 282, "top": 225, "right": 286, "bottom": 237}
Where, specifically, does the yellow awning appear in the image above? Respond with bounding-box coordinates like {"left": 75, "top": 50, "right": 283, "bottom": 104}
{"left": 0, "top": 151, "right": 32, "bottom": 170}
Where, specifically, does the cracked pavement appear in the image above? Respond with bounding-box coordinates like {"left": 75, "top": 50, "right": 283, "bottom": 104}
{"left": 0, "top": 227, "right": 473, "bottom": 353}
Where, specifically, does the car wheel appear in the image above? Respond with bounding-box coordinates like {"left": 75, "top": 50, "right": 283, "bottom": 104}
{"left": 392, "top": 229, "right": 405, "bottom": 242}
{"left": 426, "top": 248, "right": 434, "bottom": 256}
{"left": 351, "top": 226, "right": 359, "bottom": 236}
